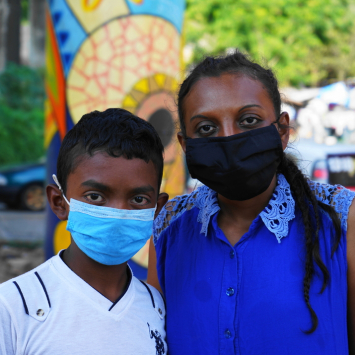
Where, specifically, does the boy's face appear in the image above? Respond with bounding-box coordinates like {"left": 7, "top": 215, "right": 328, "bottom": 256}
{"left": 47, "top": 151, "right": 168, "bottom": 220}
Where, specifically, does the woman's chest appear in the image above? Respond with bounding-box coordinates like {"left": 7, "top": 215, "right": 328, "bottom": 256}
{"left": 160, "top": 218, "right": 348, "bottom": 355}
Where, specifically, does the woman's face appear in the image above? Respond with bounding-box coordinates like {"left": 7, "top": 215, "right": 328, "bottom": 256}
{"left": 178, "top": 73, "right": 289, "bottom": 152}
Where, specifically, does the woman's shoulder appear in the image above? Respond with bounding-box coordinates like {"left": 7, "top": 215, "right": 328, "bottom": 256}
{"left": 308, "top": 180, "right": 355, "bottom": 230}
{"left": 153, "top": 185, "right": 219, "bottom": 245}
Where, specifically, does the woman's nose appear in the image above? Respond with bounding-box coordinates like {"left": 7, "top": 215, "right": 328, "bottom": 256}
{"left": 218, "top": 121, "right": 238, "bottom": 137}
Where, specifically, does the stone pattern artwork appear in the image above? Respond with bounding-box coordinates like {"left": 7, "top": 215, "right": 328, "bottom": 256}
{"left": 45, "top": 0, "right": 186, "bottom": 278}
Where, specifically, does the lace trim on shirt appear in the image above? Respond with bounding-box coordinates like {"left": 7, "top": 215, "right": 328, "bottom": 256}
{"left": 153, "top": 175, "right": 355, "bottom": 244}
{"left": 153, "top": 191, "right": 200, "bottom": 244}
{"left": 308, "top": 181, "right": 355, "bottom": 231}
{"left": 259, "top": 174, "right": 295, "bottom": 243}
{"left": 194, "top": 187, "right": 219, "bottom": 236}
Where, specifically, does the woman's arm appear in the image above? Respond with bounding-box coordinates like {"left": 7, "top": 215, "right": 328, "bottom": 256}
{"left": 147, "top": 236, "right": 162, "bottom": 293}
{"left": 347, "top": 201, "right": 355, "bottom": 354}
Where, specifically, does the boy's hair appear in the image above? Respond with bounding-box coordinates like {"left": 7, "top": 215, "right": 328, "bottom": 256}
{"left": 56, "top": 108, "right": 164, "bottom": 193}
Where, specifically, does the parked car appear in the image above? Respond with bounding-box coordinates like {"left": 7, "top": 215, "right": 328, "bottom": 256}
{"left": 0, "top": 162, "right": 45, "bottom": 211}
{"left": 288, "top": 139, "right": 355, "bottom": 191}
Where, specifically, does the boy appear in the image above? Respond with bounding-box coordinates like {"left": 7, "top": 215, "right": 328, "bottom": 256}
{"left": 0, "top": 108, "right": 169, "bottom": 354}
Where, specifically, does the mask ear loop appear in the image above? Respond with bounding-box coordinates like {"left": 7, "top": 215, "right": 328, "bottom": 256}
{"left": 52, "top": 174, "right": 70, "bottom": 206}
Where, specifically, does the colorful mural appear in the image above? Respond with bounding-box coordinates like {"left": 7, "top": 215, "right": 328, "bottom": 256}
{"left": 45, "top": 0, "right": 186, "bottom": 278}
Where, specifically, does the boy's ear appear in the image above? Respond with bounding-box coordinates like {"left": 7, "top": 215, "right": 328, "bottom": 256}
{"left": 46, "top": 184, "right": 69, "bottom": 220}
{"left": 155, "top": 192, "right": 169, "bottom": 218}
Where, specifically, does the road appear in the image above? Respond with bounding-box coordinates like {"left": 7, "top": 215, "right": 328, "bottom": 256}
{"left": 0, "top": 204, "right": 45, "bottom": 283}
{"left": 0, "top": 203, "right": 45, "bottom": 242}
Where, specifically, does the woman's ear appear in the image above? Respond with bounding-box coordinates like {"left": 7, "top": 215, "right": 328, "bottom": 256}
{"left": 177, "top": 132, "right": 187, "bottom": 154}
{"left": 46, "top": 184, "right": 69, "bottom": 220}
{"left": 278, "top": 112, "right": 290, "bottom": 150}
{"left": 155, "top": 192, "right": 169, "bottom": 219}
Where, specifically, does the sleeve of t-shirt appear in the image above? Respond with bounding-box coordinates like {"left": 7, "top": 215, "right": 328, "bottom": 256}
{"left": 0, "top": 296, "right": 17, "bottom": 355}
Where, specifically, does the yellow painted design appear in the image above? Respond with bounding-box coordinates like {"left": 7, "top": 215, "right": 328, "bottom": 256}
{"left": 154, "top": 73, "right": 166, "bottom": 88}
{"left": 81, "top": 0, "right": 103, "bottom": 12}
{"left": 162, "top": 148, "right": 185, "bottom": 197}
{"left": 66, "top": 0, "right": 129, "bottom": 33}
{"left": 131, "top": 239, "right": 149, "bottom": 268}
{"left": 130, "top": 0, "right": 144, "bottom": 4}
{"left": 53, "top": 221, "right": 71, "bottom": 255}
{"left": 122, "top": 95, "right": 138, "bottom": 108}
{"left": 44, "top": 99, "right": 58, "bottom": 148}
{"left": 123, "top": 74, "right": 176, "bottom": 111}
{"left": 134, "top": 78, "right": 150, "bottom": 94}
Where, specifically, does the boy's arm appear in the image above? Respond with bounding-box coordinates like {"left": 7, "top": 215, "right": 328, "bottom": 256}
{"left": 0, "top": 296, "right": 17, "bottom": 355}
{"left": 147, "top": 236, "right": 162, "bottom": 293}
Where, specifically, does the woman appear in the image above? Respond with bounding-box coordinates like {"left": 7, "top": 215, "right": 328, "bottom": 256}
{"left": 148, "top": 50, "right": 355, "bottom": 354}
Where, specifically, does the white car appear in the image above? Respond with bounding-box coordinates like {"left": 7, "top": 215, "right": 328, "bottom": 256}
{"left": 287, "top": 139, "right": 355, "bottom": 191}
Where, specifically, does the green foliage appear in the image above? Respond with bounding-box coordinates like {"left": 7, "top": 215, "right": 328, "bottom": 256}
{"left": 0, "top": 63, "right": 44, "bottom": 166}
{"left": 185, "top": 0, "right": 355, "bottom": 86}
{"left": 0, "top": 62, "right": 45, "bottom": 110}
{"left": 21, "top": 0, "right": 29, "bottom": 22}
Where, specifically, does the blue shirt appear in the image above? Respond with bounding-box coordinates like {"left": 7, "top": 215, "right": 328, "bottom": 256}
{"left": 153, "top": 174, "right": 355, "bottom": 355}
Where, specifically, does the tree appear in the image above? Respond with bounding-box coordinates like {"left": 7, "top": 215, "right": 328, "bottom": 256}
{"left": 185, "top": 0, "right": 355, "bottom": 86}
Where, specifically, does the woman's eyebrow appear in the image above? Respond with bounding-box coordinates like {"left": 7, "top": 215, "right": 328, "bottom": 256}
{"left": 81, "top": 180, "right": 110, "bottom": 192}
{"left": 238, "top": 104, "right": 262, "bottom": 112}
{"left": 190, "top": 114, "right": 210, "bottom": 122}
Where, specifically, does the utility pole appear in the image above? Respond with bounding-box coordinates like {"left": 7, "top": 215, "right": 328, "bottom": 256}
{"left": 29, "top": 0, "right": 45, "bottom": 68}
{"left": 0, "top": 0, "right": 9, "bottom": 72}
{"left": 5, "top": 0, "right": 21, "bottom": 65}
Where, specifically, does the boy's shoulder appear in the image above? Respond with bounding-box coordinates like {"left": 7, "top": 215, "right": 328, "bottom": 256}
{"left": 130, "top": 276, "right": 166, "bottom": 319}
{"left": 0, "top": 257, "right": 56, "bottom": 322}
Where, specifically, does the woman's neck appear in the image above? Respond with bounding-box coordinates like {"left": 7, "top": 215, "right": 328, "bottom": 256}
{"left": 217, "top": 175, "right": 277, "bottom": 246}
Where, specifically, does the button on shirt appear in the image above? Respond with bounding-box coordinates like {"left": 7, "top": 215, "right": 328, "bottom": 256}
{"left": 153, "top": 174, "right": 355, "bottom": 355}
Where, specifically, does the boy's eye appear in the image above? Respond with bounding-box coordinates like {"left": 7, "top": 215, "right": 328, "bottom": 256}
{"left": 86, "top": 193, "right": 103, "bottom": 202}
{"left": 132, "top": 196, "right": 149, "bottom": 205}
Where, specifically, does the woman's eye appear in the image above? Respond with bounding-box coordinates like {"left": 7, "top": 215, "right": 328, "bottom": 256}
{"left": 86, "top": 193, "right": 103, "bottom": 202}
{"left": 132, "top": 196, "right": 149, "bottom": 205}
{"left": 241, "top": 117, "right": 260, "bottom": 126}
{"left": 198, "top": 125, "right": 215, "bottom": 134}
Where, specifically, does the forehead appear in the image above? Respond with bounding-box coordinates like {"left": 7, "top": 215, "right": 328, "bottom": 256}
{"left": 183, "top": 74, "right": 274, "bottom": 117}
{"left": 68, "top": 152, "right": 158, "bottom": 190}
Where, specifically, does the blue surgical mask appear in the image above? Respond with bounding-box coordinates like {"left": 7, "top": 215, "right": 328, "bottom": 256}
{"left": 52, "top": 175, "right": 155, "bottom": 265}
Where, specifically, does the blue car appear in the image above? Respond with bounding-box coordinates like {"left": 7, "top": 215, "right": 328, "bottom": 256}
{"left": 0, "top": 162, "right": 46, "bottom": 211}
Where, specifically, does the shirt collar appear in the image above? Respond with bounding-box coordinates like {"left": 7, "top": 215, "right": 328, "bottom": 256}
{"left": 194, "top": 174, "right": 295, "bottom": 243}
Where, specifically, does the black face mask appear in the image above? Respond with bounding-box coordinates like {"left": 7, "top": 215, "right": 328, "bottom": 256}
{"left": 186, "top": 125, "right": 284, "bottom": 201}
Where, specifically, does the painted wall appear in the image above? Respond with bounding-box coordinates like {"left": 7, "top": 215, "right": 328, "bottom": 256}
{"left": 45, "top": 0, "right": 185, "bottom": 279}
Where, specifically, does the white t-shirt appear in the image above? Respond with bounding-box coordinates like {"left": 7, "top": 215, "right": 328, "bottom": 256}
{"left": 0, "top": 253, "right": 167, "bottom": 355}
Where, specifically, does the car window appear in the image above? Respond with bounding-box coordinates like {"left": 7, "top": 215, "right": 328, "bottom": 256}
{"left": 327, "top": 154, "right": 355, "bottom": 188}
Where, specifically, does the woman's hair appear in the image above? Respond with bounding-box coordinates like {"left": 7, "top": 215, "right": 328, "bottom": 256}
{"left": 177, "top": 49, "right": 341, "bottom": 333}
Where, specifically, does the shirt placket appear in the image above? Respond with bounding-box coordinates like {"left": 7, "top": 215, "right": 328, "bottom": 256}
{"left": 218, "top": 241, "right": 239, "bottom": 355}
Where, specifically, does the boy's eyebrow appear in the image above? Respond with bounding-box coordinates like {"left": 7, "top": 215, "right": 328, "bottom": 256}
{"left": 132, "top": 185, "right": 155, "bottom": 195}
{"left": 81, "top": 180, "right": 111, "bottom": 191}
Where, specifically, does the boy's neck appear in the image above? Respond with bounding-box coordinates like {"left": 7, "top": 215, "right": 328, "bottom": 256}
{"left": 61, "top": 241, "right": 129, "bottom": 303}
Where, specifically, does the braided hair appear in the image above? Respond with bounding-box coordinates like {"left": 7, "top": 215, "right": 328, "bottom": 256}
{"left": 177, "top": 49, "right": 341, "bottom": 333}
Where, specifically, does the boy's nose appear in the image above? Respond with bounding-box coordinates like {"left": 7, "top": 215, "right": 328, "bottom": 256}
{"left": 110, "top": 201, "right": 131, "bottom": 210}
